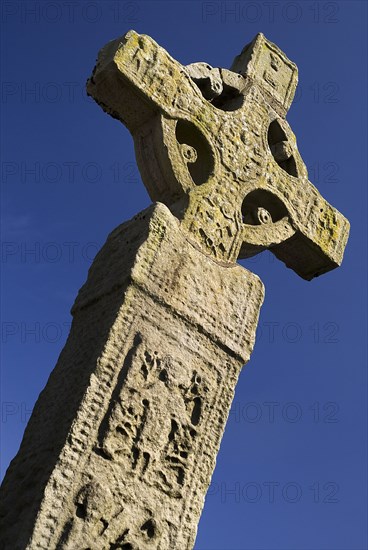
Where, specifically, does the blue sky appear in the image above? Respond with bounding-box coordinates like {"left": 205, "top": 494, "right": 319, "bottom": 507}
{"left": 1, "top": 1, "right": 367, "bottom": 549}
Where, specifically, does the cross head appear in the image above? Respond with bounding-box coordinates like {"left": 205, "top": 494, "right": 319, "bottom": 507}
{"left": 87, "top": 31, "right": 349, "bottom": 280}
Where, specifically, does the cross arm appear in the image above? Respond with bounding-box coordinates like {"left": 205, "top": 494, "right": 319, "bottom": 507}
{"left": 239, "top": 170, "right": 350, "bottom": 280}
{"left": 237, "top": 112, "right": 349, "bottom": 280}
{"left": 86, "top": 30, "right": 203, "bottom": 133}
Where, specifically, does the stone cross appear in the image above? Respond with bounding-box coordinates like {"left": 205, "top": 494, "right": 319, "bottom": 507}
{"left": 0, "top": 32, "right": 349, "bottom": 550}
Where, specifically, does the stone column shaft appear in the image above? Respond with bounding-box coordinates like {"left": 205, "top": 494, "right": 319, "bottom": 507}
{"left": 0, "top": 203, "right": 264, "bottom": 550}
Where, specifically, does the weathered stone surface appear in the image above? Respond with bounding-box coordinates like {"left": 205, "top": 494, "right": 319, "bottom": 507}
{"left": 87, "top": 30, "right": 349, "bottom": 278}
{"left": 185, "top": 62, "right": 223, "bottom": 100}
{"left": 0, "top": 31, "right": 349, "bottom": 550}
{"left": 0, "top": 204, "right": 263, "bottom": 549}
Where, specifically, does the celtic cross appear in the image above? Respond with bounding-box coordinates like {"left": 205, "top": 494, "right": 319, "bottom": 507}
{"left": 0, "top": 32, "right": 349, "bottom": 550}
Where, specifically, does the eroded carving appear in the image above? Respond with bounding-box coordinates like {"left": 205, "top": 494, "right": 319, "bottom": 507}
{"left": 95, "top": 339, "right": 211, "bottom": 502}
{"left": 58, "top": 480, "right": 161, "bottom": 550}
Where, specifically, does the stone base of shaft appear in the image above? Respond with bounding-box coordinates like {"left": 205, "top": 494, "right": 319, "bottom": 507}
{"left": 0, "top": 203, "right": 264, "bottom": 550}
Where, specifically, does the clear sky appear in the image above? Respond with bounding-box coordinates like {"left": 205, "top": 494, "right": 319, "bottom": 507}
{"left": 1, "top": 1, "right": 367, "bottom": 549}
